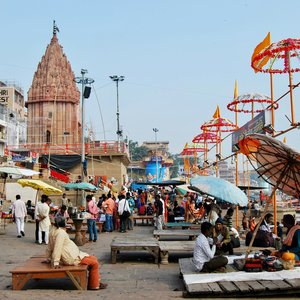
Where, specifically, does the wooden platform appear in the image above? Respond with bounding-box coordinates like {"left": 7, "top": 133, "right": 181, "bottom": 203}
{"left": 10, "top": 257, "right": 88, "bottom": 290}
{"left": 153, "top": 229, "right": 199, "bottom": 241}
{"left": 179, "top": 258, "right": 300, "bottom": 298}
{"left": 110, "top": 237, "right": 159, "bottom": 264}
{"left": 163, "top": 222, "right": 201, "bottom": 230}
{"left": 133, "top": 215, "right": 154, "bottom": 226}
{"left": 159, "top": 241, "right": 195, "bottom": 264}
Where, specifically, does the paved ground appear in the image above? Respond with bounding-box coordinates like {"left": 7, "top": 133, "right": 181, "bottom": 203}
{"left": 0, "top": 220, "right": 185, "bottom": 300}
{"left": 1, "top": 218, "right": 299, "bottom": 300}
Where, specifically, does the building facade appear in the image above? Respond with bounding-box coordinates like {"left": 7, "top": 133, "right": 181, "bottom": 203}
{"left": 26, "top": 29, "right": 81, "bottom": 149}
{"left": 0, "top": 81, "right": 26, "bottom": 156}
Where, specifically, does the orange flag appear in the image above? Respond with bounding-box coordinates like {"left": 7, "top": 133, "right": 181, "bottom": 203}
{"left": 213, "top": 106, "right": 220, "bottom": 118}
{"left": 183, "top": 157, "right": 190, "bottom": 172}
{"left": 251, "top": 32, "right": 271, "bottom": 72}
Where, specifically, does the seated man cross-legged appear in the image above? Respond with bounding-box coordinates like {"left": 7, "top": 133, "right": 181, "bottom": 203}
{"left": 273, "top": 214, "right": 300, "bottom": 261}
{"left": 43, "top": 216, "right": 107, "bottom": 290}
{"left": 192, "top": 221, "right": 228, "bottom": 273}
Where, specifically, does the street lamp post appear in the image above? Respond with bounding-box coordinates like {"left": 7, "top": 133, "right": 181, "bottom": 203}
{"left": 153, "top": 128, "right": 159, "bottom": 183}
{"left": 74, "top": 69, "right": 94, "bottom": 184}
{"left": 110, "top": 75, "right": 125, "bottom": 145}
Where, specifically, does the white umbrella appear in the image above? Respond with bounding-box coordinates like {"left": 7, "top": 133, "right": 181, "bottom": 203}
{"left": 0, "top": 166, "right": 40, "bottom": 176}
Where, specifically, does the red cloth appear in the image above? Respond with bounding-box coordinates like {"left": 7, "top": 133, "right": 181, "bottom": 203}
{"left": 50, "top": 169, "right": 69, "bottom": 183}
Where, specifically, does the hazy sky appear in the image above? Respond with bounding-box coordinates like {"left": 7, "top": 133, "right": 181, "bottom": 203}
{"left": 1, "top": 0, "right": 300, "bottom": 161}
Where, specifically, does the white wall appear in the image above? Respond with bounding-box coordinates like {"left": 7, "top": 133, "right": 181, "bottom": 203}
{"left": 5, "top": 182, "right": 38, "bottom": 203}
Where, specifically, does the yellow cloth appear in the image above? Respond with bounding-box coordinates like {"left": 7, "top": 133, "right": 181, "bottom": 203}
{"left": 46, "top": 227, "right": 89, "bottom": 266}
{"left": 251, "top": 32, "right": 271, "bottom": 72}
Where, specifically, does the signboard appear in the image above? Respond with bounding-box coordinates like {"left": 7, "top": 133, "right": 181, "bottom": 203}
{"left": 150, "top": 156, "right": 162, "bottom": 162}
{"left": 0, "top": 87, "right": 13, "bottom": 106}
{"left": 231, "top": 111, "right": 270, "bottom": 152}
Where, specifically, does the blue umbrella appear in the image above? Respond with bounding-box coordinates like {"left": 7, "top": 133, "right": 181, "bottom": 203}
{"left": 189, "top": 176, "right": 248, "bottom": 207}
{"left": 63, "top": 182, "right": 98, "bottom": 192}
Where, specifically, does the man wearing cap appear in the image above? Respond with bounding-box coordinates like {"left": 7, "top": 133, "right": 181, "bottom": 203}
{"left": 193, "top": 221, "right": 228, "bottom": 272}
{"left": 43, "top": 216, "right": 107, "bottom": 290}
{"left": 213, "top": 217, "right": 234, "bottom": 255}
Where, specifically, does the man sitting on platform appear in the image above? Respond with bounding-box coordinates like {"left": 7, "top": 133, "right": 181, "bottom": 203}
{"left": 192, "top": 222, "right": 228, "bottom": 272}
{"left": 273, "top": 214, "right": 300, "bottom": 261}
{"left": 43, "top": 216, "right": 107, "bottom": 290}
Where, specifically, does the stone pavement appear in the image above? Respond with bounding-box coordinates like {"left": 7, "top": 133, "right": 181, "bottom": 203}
{"left": 0, "top": 220, "right": 184, "bottom": 300}
{"left": 1, "top": 220, "right": 299, "bottom": 300}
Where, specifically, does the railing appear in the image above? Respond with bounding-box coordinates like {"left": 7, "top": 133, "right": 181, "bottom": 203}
{"left": 6, "top": 141, "right": 129, "bottom": 156}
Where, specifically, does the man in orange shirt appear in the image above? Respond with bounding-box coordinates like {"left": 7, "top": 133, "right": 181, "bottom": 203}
{"left": 101, "top": 192, "right": 115, "bottom": 232}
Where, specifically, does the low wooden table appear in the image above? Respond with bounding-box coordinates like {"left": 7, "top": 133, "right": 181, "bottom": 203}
{"left": 159, "top": 241, "right": 195, "bottom": 264}
{"left": 10, "top": 257, "right": 88, "bottom": 290}
{"left": 111, "top": 237, "right": 159, "bottom": 264}
{"left": 163, "top": 222, "right": 201, "bottom": 229}
{"left": 72, "top": 218, "right": 85, "bottom": 246}
{"left": 153, "top": 229, "right": 199, "bottom": 241}
{"left": 133, "top": 215, "right": 154, "bottom": 226}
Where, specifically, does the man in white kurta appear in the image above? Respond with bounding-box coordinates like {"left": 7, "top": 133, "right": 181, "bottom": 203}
{"left": 12, "top": 195, "right": 27, "bottom": 238}
{"left": 192, "top": 221, "right": 228, "bottom": 272}
{"left": 37, "top": 197, "right": 51, "bottom": 244}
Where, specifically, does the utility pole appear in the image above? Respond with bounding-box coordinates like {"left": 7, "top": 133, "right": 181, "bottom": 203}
{"left": 74, "top": 69, "right": 94, "bottom": 184}
{"left": 110, "top": 75, "right": 125, "bottom": 146}
{"left": 153, "top": 128, "right": 159, "bottom": 183}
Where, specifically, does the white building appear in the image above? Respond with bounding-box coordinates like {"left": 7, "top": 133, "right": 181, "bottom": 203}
{"left": 0, "top": 81, "right": 27, "bottom": 156}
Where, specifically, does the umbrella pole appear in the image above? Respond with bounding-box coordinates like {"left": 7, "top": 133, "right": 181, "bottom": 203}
{"left": 287, "top": 52, "right": 295, "bottom": 125}
{"left": 245, "top": 171, "right": 286, "bottom": 259}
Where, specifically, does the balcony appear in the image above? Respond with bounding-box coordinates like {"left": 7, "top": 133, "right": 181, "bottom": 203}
{"left": 6, "top": 141, "right": 129, "bottom": 156}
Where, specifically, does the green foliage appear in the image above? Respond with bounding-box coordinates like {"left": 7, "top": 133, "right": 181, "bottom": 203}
{"left": 128, "top": 140, "right": 149, "bottom": 161}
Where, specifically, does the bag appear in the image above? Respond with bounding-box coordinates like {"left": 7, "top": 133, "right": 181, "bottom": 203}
{"left": 231, "top": 236, "right": 241, "bottom": 248}
{"left": 263, "top": 256, "right": 283, "bottom": 272}
{"left": 244, "top": 258, "right": 263, "bottom": 272}
{"left": 122, "top": 210, "right": 130, "bottom": 218}
{"left": 121, "top": 200, "right": 130, "bottom": 218}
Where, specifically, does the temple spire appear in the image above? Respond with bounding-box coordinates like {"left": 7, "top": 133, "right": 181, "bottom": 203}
{"left": 53, "top": 20, "right": 59, "bottom": 35}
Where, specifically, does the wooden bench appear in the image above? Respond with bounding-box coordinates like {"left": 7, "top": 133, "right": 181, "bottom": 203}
{"left": 111, "top": 237, "right": 159, "bottom": 264}
{"left": 159, "top": 241, "right": 195, "bottom": 264}
{"left": 178, "top": 258, "right": 300, "bottom": 297}
{"left": 163, "top": 222, "right": 201, "bottom": 230}
{"left": 133, "top": 215, "right": 154, "bottom": 226}
{"left": 153, "top": 229, "right": 199, "bottom": 241}
{"left": 10, "top": 257, "right": 88, "bottom": 290}
{"left": 96, "top": 222, "right": 104, "bottom": 233}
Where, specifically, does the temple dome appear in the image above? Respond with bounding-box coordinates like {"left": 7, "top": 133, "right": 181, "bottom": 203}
{"left": 28, "top": 34, "right": 80, "bottom": 103}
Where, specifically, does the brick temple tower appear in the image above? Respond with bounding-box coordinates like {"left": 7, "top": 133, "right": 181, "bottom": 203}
{"left": 27, "top": 23, "right": 81, "bottom": 149}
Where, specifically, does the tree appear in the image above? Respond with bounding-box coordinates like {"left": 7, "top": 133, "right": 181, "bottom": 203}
{"left": 128, "top": 140, "right": 149, "bottom": 161}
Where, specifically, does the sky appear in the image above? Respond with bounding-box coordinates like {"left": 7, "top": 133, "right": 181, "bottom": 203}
{"left": 1, "top": 0, "right": 300, "bottom": 163}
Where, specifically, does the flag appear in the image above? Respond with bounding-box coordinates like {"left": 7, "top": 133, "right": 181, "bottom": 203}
{"left": 251, "top": 32, "right": 271, "bottom": 72}
{"left": 283, "top": 137, "right": 287, "bottom": 144}
{"left": 183, "top": 157, "right": 190, "bottom": 172}
{"left": 213, "top": 106, "right": 220, "bottom": 118}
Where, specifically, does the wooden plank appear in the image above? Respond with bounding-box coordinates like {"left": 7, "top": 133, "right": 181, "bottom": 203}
{"left": 271, "top": 279, "right": 293, "bottom": 290}
{"left": 234, "top": 281, "right": 253, "bottom": 293}
{"left": 187, "top": 282, "right": 213, "bottom": 294}
{"left": 285, "top": 278, "right": 300, "bottom": 288}
{"left": 246, "top": 280, "right": 265, "bottom": 292}
{"left": 218, "top": 280, "right": 239, "bottom": 293}
{"left": 258, "top": 280, "right": 280, "bottom": 291}
{"left": 179, "top": 258, "right": 198, "bottom": 275}
{"left": 159, "top": 241, "right": 195, "bottom": 252}
{"left": 207, "top": 282, "right": 223, "bottom": 293}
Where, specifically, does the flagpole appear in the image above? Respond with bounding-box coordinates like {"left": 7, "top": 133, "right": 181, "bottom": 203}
{"left": 234, "top": 80, "right": 239, "bottom": 229}
{"left": 269, "top": 72, "right": 278, "bottom": 235}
